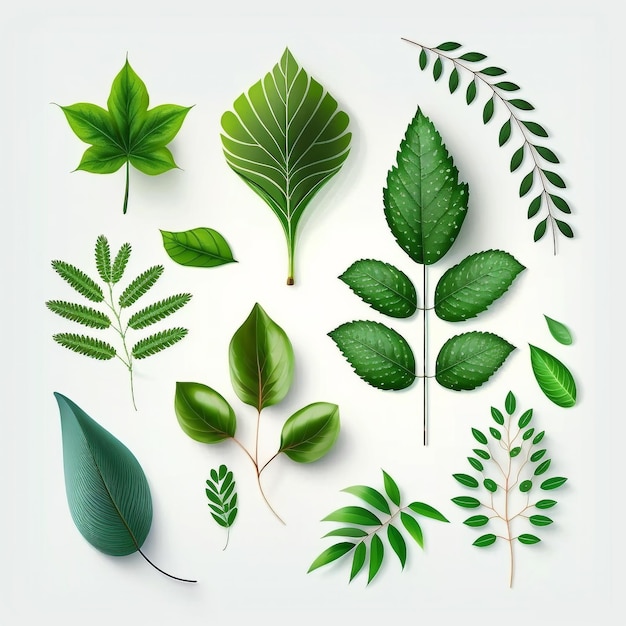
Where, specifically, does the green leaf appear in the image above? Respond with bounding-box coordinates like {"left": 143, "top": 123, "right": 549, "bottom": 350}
{"left": 523, "top": 428, "right": 535, "bottom": 440}
{"left": 505, "top": 391, "right": 516, "bottom": 414}
{"left": 279, "top": 402, "right": 340, "bottom": 463}
{"left": 46, "top": 300, "right": 111, "bottom": 329}
{"left": 308, "top": 542, "right": 355, "bottom": 573}
{"left": 342, "top": 485, "right": 391, "bottom": 515}
{"left": 387, "top": 525, "right": 407, "bottom": 569}
{"left": 510, "top": 145, "right": 524, "bottom": 172}
{"left": 508, "top": 98, "right": 534, "bottom": 110}
{"left": 350, "top": 542, "right": 367, "bottom": 582}
{"left": 433, "top": 57, "right": 443, "bottom": 80}
{"left": 468, "top": 457, "right": 484, "bottom": 472}
{"left": 489, "top": 427, "right": 501, "bottom": 441}
{"left": 339, "top": 259, "right": 417, "bottom": 318}
{"left": 520, "top": 480, "right": 533, "bottom": 492}
{"left": 59, "top": 58, "right": 191, "bottom": 214}
{"left": 436, "top": 41, "right": 462, "bottom": 51}
{"left": 473, "top": 534, "right": 496, "bottom": 547}
{"left": 483, "top": 479, "right": 497, "bottom": 493}
{"left": 544, "top": 315, "right": 573, "bottom": 346}
{"left": 556, "top": 220, "right": 574, "bottom": 238}
{"left": 518, "top": 534, "right": 541, "bottom": 545}
{"left": 529, "top": 515, "right": 553, "bottom": 526}
{"left": 94, "top": 235, "right": 112, "bottom": 282}
{"left": 528, "top": 194, "right": 542, "bottom": 218}
{"left": 229, "top": 303, "right": 294, "bottom": 410}
{"left": 119, "top": 266, "right": 164, "bottom": 308}
{"left": 471, "top": 428, "right": 488, "bottom": 445}
{"left": 533, "top": 431, "right": 545, "bottom": 444}
{"left": 160, "top": 228, "right": 236, "bottom": 268}
{"left": 529, "top": 344, "right": 577, "bottom": 407}
{"left": 382, "top": 470, "right": 401, "bottom": 507}
{"left": 522, "top": 121, "right": 549, "bottom": 137}
{"left": 435, "top": 331, "right": 516, "bottom": 390}
{"left": 452, "top": 496, "right": 481, "bottom": 508}
{"left": 534, "top": 218, "right": 548, "bottom": 242}
{"left": 499, "top": 119, "right": 511, "bottom": 146}
{"left": 474, "top": 448, "right": 490, "bottom": 460}
{"left": 518, "top": 409, "right": 533, "bottom": 428}
{"left": 206, "top": 465, "right": 238, "bottom": 534}
{"left": 550, "top": 194, "right": 571, "bottom": 214}
{"left": 408, "top": 502, "right": 449, "bottom": 522}
{"left": 127, "top": 294, "right": 191, "bottom": 330}
{"left": 466, "top": 79, "right": 477, "bottom": 104}
{"left": 460, "top": 52, "right": 487, "bottom": 62}
{"left": 543, "top": 170, "right": 566, "bottom": 188}
{"left": 494, "top": 81, "right": 520, "bottom": 91}
{"left": 540, "top": 477, "right": 567, "bottom": 490}
{"left": 480, "top": 66, "right": 506, "bottom": 76}
{"left": 535, "top": 499, "right": 557, "bottom": 509}
{"left": 51, "top": 260, "right": 104, "bottom": 303}
{"left": 323, "top": 527, "right": 368, "bottom": 539}
{"left": 491, "top": 407, "right": 505, "bottom": 425}
{"left": 453, "top": 473, "right": 479, "bottom": 488}
{"left": 419, "top": 49, "right": 428, "bottom": 70}
{"left": 463, "top": 515, "right": 489, "bottom": 527}
{"left": 510, "top": 446, "right": 522, "bottom": 457}
{"left": 400, "top": 512, "right": 423, "bottom": 548}
{"left": 449, "top": 68, "right": 459, "bottom": 93}
{"left": 132, "top": 327, "right": 187, "bottom": 359}
{"left": 482, "top": 97, "right": 495, "bottom": 124}
{"left": 368, "top": 534, "right": 384, "bottom": 584}
{"left": 329, "top": 320, "right": 416, "bottom": 391}
{"left": 174, "top": 382, "right": 237, "bottom": 443}
{"left": 111, "top": 243, "right": 131, "bottom": 283}
{"left": 535, "top": 145, "right": 560, "bottom": 163}
{"left": 322, "top": 506, "right": 381, "bottom": 526}
{"left": 519, "top": 170, "right": 534, "bottom": 197}
{"left": 221, "top": 48, "right": 351, "bottom": 285}
{"left": 530, "top": 449, "right": 546, "bottom": 462}
{"left": 383, "top": 107, "right": 469, "bottom": 265}
{"left": 54, "top": 393, "right": 152, "bottom": 556}
{"left": 53, "top": 333, "right": 116, "bottom": 360}
{"left": 534, "top": 460, "right": 551, "bottom": 475}
{"left": 434, "top": 250, "right": 525, "bottom": 321}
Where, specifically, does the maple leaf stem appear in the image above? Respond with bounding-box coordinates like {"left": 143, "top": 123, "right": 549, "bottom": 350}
{"left": 123, "top": 160, "right": 130, "bottom": 214}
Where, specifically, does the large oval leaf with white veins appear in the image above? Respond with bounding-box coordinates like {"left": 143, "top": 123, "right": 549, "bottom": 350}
{"left": 328, "top": 320, "right": 416, "bottom": 390}
{"left": 435, "top": 331, "right": 515, "bottom": 390}
{"left": 221, "top": 47, "right": 351, "bottom": 285}
{"left": 339, "top": 259, "right": 418, "bottom": 318}
{"left": 54, "top": 392, "right": 152, "bottom": 556}
{"left": 529, "top": 344, "right": 577, "bottom": 407}
{"left": 383, "top": 107, "right": 469, "bottom": 265}
{"left": 160, "top": 227, "right": 236, "bottom": 268}
{"left": 434, "top": 250, "right": 525, "bottom": 321}
{"left": 229, "top": 303, "right": 294, "bottom": 410}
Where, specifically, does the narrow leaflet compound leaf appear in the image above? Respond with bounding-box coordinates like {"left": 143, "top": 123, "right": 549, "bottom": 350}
{"left": 206, "top": 464, "right": 238, "bottom": 549}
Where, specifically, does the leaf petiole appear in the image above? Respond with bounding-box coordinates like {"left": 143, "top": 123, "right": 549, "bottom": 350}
{"left": 123, "top": 160, "right": 130, "bottom": 214}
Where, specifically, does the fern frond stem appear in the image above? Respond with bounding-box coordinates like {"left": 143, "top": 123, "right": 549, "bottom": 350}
{"left": 401, "top": 37, "right": 561, "bottom": 255}
{"left": 136, "top": 548, "right": 196, "bottom": 583}
{"left": 123, "top": 159, "right": 130, "bottom": 214}
{"left": 423, "top": 263, "right": 429, "bottom": 446}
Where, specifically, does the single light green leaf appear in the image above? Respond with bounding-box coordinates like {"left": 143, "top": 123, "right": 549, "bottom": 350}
{"left": 543, "top": 169, "right": 566, "bottom": 188}
{"left": 491, "top": 407, "right": 505, "bottom": 425}
{"left": 518, "top": 409, "right": 533, "bottom": 428}
{"left": 400, "top": 512, "right": 423, "bottom": 548}
{"left": 483, "top": 97, "right": 495, "bottom": 124}
{"left": 466, "top": 79, "right": 477, "bottom": 104}
{"left": 519, "top": 170, "right": 534, "bottom": 197}
{"left": 499, "top": 119, "right": 511, "bottom": 146}
{"left": 544, "top": 315, "right": 572, "bottom": 345}
{"left": 119, "top": 266, "right": 164, "bottom": 308}
{"left": 534, "top": 218, "right": 548, "bottom": 242}
{"left": 367, "top": 534, "right": 384, "bottom": 584}
{"left": 350, "top": 542, "right": 367, "bottom": 582}
{"left": 453, "top": 473, "right": 479, "bottom": 488}
{"left": 387, "top": 525, "right": 407, "bottom": 569}
{"left": 383, "top": 107, "right": 469, "bottom": 265}
{"left": 540, "top": 477, "right": 567, "bottom": 490}
{"left": 483, "top": 479, "right": 497, "bottom": 493}
{"left": 449, "top": 68, "right": 459, "bottom": 93}
{"left": 229, "top": 303, "right": 294, "bottom": 410}
{"left": 111, "top": 243, "right": 131, "bottom": 283}
{"left": 46, "top": 300, "right": 111, "bottom": 329}
{"left": 419, "top": 49, "right": 428, "bottom": 70}
{"left": 520, "top": 480, "right": 533, "bottom": 492}
{"left": 474, "top": 448, "right": 490, "bottom": 460}
{"left": 322, "top": 506, "right": 382, "bottom": 526}
{"left": 434, "top": 250, "right": 525, "bottom": 321}
{"left": 127, "top": 294, "right": 192, "bottom": 330}
{"left": 471, "top": 428, "right": 488, "bottom": 444}
{"left": 279, "top": 402, "right": 340, "bottom": 463}
{"left": 51, "top": 260, "right": 104, "bottom": 303}
{"left": 468, "top": 457, "right": 484, "bottom": 471}
{"left": 59, "top": 58, "right": 191, "bottom": 214}
{"left": 323, "top": 527, "right": 368, "bottom": 539}
{"left": 452, "top": 496, "right": 481, "bottom": 508}
{"left": 494, "top": 81, "right": 520, "bottom": 91}
{"left": 54, "top": 393, "right": 152, "bottom": 556}
{"left": 339, "top": 259, "right": 417, "bottom": 318}
{"left": 518, "top": 534, "right": 541, "bottom": 544}
{"left": 535, "top": 145, "right": 560, "bottom": 163}
{"left": 556, "top": 220, "right": 574, "bottom": 238}
{"left": 550, "top": 194, "right": 571, "bottom": 214}
{"left": 160, "top": 228, "right": 236, "bottom": 268}
{"left": 436, "top": 332, "right": 515, "bottom": 390}
{"left": 382, "top": 470, "right": 401, "bottom": 507}
{"left": 510, "top": 145, "right": 525, "bottom": 172}
{"left": 342, "top": 485, "right": 391, "bottom": 515}
{"left": 53, "top": 333, "right": 116, "bottom": 360}
{"left": 174, "top": 381, "right": 236, "bottom": 443}
{"left": 528, "top": 194, "right": 542, "bottom": 218}
{"left": 529, "top": 515, "right": 553, "bottom": 526}
{"left": 221, "top": 48, "right": 351, "bottom": 285}
{"left": 206, "top": 465, "right": 238, "bottom": 540}
{"left": 308, "top": 542, "right": 355, "bottom": 573}
{"left": 522, "top": 121, "right": 549, "bottom": 137}
{"left": 535, "top": 499, "right": 557, "bottom": 509}
{"left": 94, "top": 235, "right": 112, "bottom": 282}
{"left": 433, "top": 57, "right": 443, "bottom": 80}
{"left": 132, "top": 327, "right": 187, "bottom": 359}
{"left": 436, "top": 41, "right": 462, "bottom": 51}
{"left": 463, "top": 515, "right": 489, "bottom": 527}
{"left": 508, "top": 98, "right": 534, "bottom": 111}
{"left": 473, "top": 534, "right": 497, "bottom": 547}
{"left": 329, "top": 320, "right": 416, "bottom": 391}
{"left": 529, "top": 344, "right": 577, "bottom": 407}
{"left": 460, "top": 52, "right": 487, "bottom": 62}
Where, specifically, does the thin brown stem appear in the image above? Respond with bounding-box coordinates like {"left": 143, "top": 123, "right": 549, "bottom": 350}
{"left": 256, "top": 471, "right": 285, "bottom": 525}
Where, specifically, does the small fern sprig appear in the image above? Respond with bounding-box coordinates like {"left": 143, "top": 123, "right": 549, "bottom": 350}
{"left": 206, "top": 464, "right": 238, "bottom": 550}
{"left": 402, "top": 38, "right": 573, "bottom": 254}
{"left": 308, "top": 469, "right": 449, "bottom": 585}
{"left": 47, "top": 235, "right": 191, "bottom": 410}
{"left": 452, "top": 391, "right": 568, "bottom": 587}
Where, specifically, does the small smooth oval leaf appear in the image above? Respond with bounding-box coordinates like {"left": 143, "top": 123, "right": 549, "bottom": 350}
{"left": 550, "top": 194, "right": 571, "bottom": 214}
{"left": 449, "top": 68, "right": 459, "bottom": 93}
{"left": 510, "top": 145, "right": 525, "bottom": 172}
{"left": 534, "top": 218, "right": 548, "bottom": 242}
{"left": 505, "top": 391, "right": 516, "bottom": 414}
{"left": 453, "top": 473, "right": 479, "bottom": 488}
{"left": 472, "top": 428, "right": 488, "bottom": 444}
{"left": 535, "top": 145, "right": 560, "bottom": 163}
{"left": 483, "top": 479, "right": 497, "bottom": 493}
{"left": 464, "top": 515, "right": 489, "bottom": 527}
{"left": 508, "top": 98, "right": 534, "bottom": 110}
{"left": 489, "top": 427, "right": 501, "bottom": 441}
{"left": 433, "top": 57, "right": 443, "bottom": 80}
{"left": 518, "top": 534, "right": 541, "bottom": 544}
{"left": 480, "top": 66, "right": 506, "bottom": 76}
{"left": 535, "top": 499, "right": 557, "bottom": 509}
{"left": 474, "top": 448, "right": 490, "bottom": 460}
{"left": 522, "top": 121, "right": 549, "bottom": 137}
{"left": 544, "top": 315, "right": 573, "bottom": 345}
{"left": 556, "top": 220, "right": 574, "bottom": 238}
{"left": 518, "top": 409, "right": 533, "bottom": 428}
{"left": 494, "top": 81, "right": 520, "bottom": 91}
{"left": 451, "top": 496, "right": 481, "bottom": 508}
{"left": 468, "top": 457, "right": 484, "bottom": 472}
{"left": 499, "top": 119, "right": 511, "bottom": 146}
{"left": 483, "top": 97, "right": 495, "bottom": 124}
{"left": 466, "top": 79, "right": 477, "bottom": 104}
{"left": 473, "top": 533, "right": 497, "bottom": 547}
{"left": 519, "top": 170, "right": 534, "bottom": 197}
{"left": 543, "top": 170, "right": 566, "bottom": 188}
{"left": 160, "top": 227, "right": 236, "bottom": 268}
{"left": 529, "top": 515, "right": 553, "bottom": 526}
{"left": 528, "top": 194, "right": 542, "bottom": 218}
{"left": 520, "top": 480, "right": 533, "bottom": 492}
{"left": 491, "top": 407, "right": 505, "bottom": 425}
{"left": 534, "top": 460, "right": 552, "bottom": 475}
{"left": 460, "top": 52, "right": 487, "bottom": 62}
{"left": 540, "top": 477, "right": 567, "bottom": 491}
{"left": 529, "top": 344, "right": 577, "bottom": 407}
{"left": 436, "top": 41, "right": 462, "bottom": 51}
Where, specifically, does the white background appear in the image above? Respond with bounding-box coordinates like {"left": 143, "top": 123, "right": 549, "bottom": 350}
{"left": 1, "top": 1, "right": 621, "bottom": 624}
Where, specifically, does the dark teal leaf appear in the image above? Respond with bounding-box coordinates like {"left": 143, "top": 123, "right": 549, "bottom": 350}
{"left": 436, "top": 41, "right": 462, "bottom": 51}
{"left": 522, "top": 121, "right": 549, "bottom": 137}
{"left": 528, "top": 194, "right": 542, "bottom": 218}
{"left": 460, "top": 52, "right": 487, "bottom": 62}
{"left": 543, "top": 169, "right": 566, "bottom": 188}
{"left": 519, "top": 170, "right": 534, "bottom": 197}
{"left": 556, "top": 220, "right": 574, "bottom": 238}
{"left": 510, "top": 145, "right": 524, "bottom": 172}
{"left": 499, "top": 119, "right": 511, "bottom": 146}
{"left": 482, "top": 97, "right": 495, "bottom": 124}
{"left": 535, "top": 145, "right": 560, "bottom": 163}
{"left": 508, "top": 98, "right": 534, "bottom": 110}
{"left": 449, "top": 68, "right": 459, "bottom": 93}
{"left": 466, "top": 79, "right": 477, "bottom": 104}
{"left": 433, "top": 57, "right": 443, "bottom": 80}
{"left": 550, "top": 194, "right": 571, "bottom": 214}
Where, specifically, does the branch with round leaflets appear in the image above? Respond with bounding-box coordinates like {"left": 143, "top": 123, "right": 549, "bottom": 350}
{"left": 174, "top": 303, "right": 340, "bottom": 524}
{"left": 330, "top": 108, "right": 524, "bottom": 445}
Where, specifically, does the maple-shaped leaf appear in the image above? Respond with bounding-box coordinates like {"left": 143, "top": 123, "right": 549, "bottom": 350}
{"left": 58, "top": 57, "right": 192, "bottom": 214}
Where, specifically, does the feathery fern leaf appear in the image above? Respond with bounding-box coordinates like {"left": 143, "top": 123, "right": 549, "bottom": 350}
{"left": 53, "top": 333, "right": 116, "bottom": 360}
{"left": 127, "top": 294, "right": 191, "bottom": 330}
{"left": 94, "top": 235, "right": 112, "bottom": 282}
{"left": 51, "top": 260, "right": 104, "bottom": 302}
{"left": 111, "top": 243, "right": 131, "bottom": 284}
{"left": 132, "top": 327, "right": 187, "bottom": 359}
{"left": 119, "top": 266, "right": 164, "bottom": 308}
{"left": 46, "top": 300, "right": 111, "bottom": 329}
